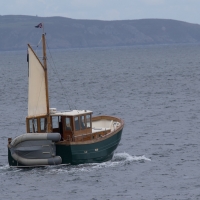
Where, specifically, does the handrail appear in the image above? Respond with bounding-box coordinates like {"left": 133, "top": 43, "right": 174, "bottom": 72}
{"left": 72, "top": 129, "right": 111, "bottom": 142}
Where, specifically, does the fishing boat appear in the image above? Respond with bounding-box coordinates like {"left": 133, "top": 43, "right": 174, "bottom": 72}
{"left": 7, "top": 31, "right": 124, "bottom": 167}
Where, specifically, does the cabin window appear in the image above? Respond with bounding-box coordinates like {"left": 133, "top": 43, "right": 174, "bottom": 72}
{"left": 80, "top": 115, "right": 86, "bottom": 129}
{"left": 40, "top": 118, "right": 47, "bottom": 132}
{"left": 52, "top": 116, "right": 59, "bottom": 129}
{"left": 86, "top": 114, "right": 91, "bottom": 128}
{"left": 29, "top": 119, "right": 33, "bottom": 133}
{"left": 29, "top": 119, "right": 38, "bottom": 133}
{"left": 75, "top": 116, "right": 80, "bottom": 131}
{"left": 65, "top": 117, "right": 71, "bottom": 130}
{"left": 33, "top": 118, "right": 38, "bottom": 132}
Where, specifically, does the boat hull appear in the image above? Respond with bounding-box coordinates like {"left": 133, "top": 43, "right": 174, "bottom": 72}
{"left": 56, "top": 128, "right": 123, "bottom": 165}
{"left": 8, "top": 128, "right": 123, "bottom": 167}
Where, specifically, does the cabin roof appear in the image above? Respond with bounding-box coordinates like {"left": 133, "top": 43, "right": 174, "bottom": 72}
{"left": 50, "top": 109, "right": 93, "bottom": 116}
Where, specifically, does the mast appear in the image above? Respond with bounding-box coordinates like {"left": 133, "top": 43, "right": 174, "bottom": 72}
{"left": 42, "top": 33, "right": 51, "bottom": 132}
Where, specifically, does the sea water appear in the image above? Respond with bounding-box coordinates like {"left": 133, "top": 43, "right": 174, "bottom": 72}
{"left": 0, "top": 44, "right": 200, "bottom": 199}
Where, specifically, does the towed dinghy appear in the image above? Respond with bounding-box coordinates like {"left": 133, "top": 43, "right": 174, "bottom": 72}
{"left": 8, "top": 133, "right": 62, "bottom": 166}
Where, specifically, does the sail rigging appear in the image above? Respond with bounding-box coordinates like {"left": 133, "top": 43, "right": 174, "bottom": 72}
{"left": 27, "top": 44, "right": 47, "bottom": 117}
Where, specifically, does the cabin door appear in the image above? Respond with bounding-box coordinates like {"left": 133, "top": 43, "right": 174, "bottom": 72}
{"left": 52, "top": 116, "right": 64, "bottom": 139}
{"left": 59, "top": 117, "right": 64, "bottom": 140}
{"left": 63, "top": 116, "right": 73, "bottom": 141}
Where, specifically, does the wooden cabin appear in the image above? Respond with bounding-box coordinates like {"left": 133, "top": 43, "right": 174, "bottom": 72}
{"left": 26, "top": 109, "right": 114, "bottom": 142}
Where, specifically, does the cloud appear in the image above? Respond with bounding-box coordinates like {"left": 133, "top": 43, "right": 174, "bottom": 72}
{"left": 0, "top": 0, "right": 200, "bottom": 24}
{"left": 70, "top": 0, "right": 102, "bottom": 8}
{"left": 141, "top": 0, "right": 165, "bottom": 5}
{"left": 99, "top": 9, "right": 120, "bottom": 21}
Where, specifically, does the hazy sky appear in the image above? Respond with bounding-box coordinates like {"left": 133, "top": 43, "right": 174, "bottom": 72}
{"left": 1, "top": 0, "right": 200, "bottom": 24}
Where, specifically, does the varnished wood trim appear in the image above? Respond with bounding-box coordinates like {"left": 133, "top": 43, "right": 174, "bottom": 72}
{"left": 56, "top": 115, "right": 124, "bottom": 145}
{"left": 42, "top": 34, "right": 51, "bottom": 133}
{"left": 26, "top": 116, "right": 48, "bottom": 133}
{"left": 26, "top": 115, "right": 47, "bottom": 119}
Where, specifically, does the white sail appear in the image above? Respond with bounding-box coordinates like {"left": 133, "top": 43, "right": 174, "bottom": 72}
{"left": 28, "top": 45, "right": 47, "bottom": 116}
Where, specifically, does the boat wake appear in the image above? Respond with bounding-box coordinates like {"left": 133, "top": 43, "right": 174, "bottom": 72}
{"left": 0, "top": 164, "right": 9, "bottom": 171}
{"left": 91, "top": 152, "right": 151, "bottom": 169}
{"left": 0, "top": 164, "right": 23, "bottom": 175}
{"left": 44, "top": 152, "right": 151, "bottom": 174}
{"left": 0, "top": 153, "right": 151, "bottom": 175}
{"left": 113, "top": 152, "right": 151, "bottom": 162}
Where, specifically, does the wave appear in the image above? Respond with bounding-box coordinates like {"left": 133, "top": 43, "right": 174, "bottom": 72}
{"left": 0, "top": 164, "right": 9, "bottom": 170}
{"left": 0, "top": 164, "right": 24, "bottom": 176}
{"left": 44, "top": 152, "right": 151, "bottom": 174}
{"left": 113, "top": 152, "right": 151, "bottom": 162}
{"left": 0, "top": 153, "right": 151, "bottom": 175}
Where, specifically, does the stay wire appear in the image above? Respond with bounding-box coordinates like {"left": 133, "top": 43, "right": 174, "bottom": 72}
{"left": 46, "top": 41, "right": 76, "bottom": 110}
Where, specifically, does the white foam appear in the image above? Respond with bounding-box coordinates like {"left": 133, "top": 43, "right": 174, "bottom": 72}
{"left": 0, "top": 164, "right": 24, "bottom": 176}
{"left": 45, "top": 152, "right": 151, "bottom": 174}
{"left": 0, "top": 153, "right": 151, "bottom": 175}
{"left": 0, "top": 164, "right": 10, "bottom": 170}
{"left": 113, "top": 152, "right": 151, "bottom": 162}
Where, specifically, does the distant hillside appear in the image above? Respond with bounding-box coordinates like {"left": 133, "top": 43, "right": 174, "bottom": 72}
{"left": 0, "top": 15, "right": 200, "bottom": 51}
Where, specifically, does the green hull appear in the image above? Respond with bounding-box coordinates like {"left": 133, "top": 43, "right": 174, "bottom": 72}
{"left": 8, "top": 129, "right": 123, "bottom": 166}
{"left": 57, "top": 129, "right": 123, "bottom": 165}
{"left": 8, "top": 148, "right": 19, "bottom": 167}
